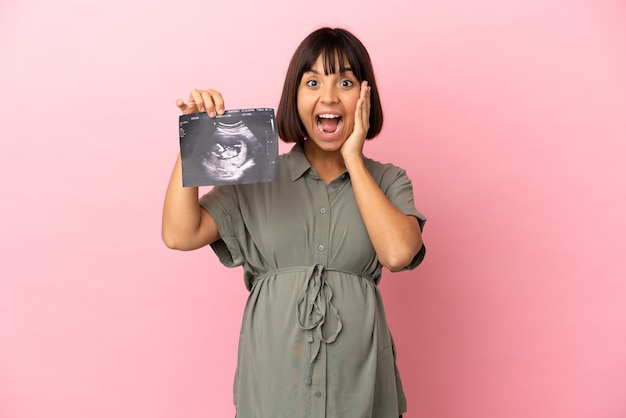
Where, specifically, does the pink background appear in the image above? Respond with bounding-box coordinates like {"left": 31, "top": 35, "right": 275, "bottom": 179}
{"left": 1, "top": 0, "right": 625, "bottom": 417}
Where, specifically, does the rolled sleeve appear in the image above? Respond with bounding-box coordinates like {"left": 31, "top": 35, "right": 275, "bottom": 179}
{"left": 376, "top": 164, "right": 427, "bottom": 270}
{"left": 199, "top": 186, "right": 245, "bottom": 268}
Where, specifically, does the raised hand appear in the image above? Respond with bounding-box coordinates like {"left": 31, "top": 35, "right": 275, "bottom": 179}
{"left": 175, "top": 88, "right": 226, "bottom": 117}
{"left": 341, "top": 81, "right": 371, "bottom": 160}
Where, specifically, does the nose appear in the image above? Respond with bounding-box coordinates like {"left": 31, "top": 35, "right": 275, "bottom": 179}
{"left": 320, "top": 84, "right": 338, "bottom": 104}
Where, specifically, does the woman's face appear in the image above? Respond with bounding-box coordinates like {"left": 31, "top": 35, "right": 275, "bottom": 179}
{"left": 297, "top": 53, "right": 361, "bottom": 154}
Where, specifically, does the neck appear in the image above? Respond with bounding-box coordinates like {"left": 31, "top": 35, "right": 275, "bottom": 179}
{"left": 302, "top": 140, "right": 346, "bottom": 183}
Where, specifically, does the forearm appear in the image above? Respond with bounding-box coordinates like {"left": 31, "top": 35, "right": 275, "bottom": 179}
{"left": 345, "top": 156, "right": 423, "bottom": 270}
{"left": 161, "top": 154, "right": 218, "bottom": 250}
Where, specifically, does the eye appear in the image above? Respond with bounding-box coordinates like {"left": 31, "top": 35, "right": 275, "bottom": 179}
{"left": 305, "top": 79, "right": 319, "bottom": 87}
{"left": 340, "top": 79, "right": 354, "bottom": 88}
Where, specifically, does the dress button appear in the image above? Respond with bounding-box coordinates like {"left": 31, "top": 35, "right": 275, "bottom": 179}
{"left": 318, "top": 244, "right": 324, "bottom": 251}
{"left": 314, "top": 390, "right": 322, "bottom": 398}
{"left": 320, "top": 208, "right": 326, "bottom": 214}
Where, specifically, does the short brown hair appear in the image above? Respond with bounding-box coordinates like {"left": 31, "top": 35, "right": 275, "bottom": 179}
{"left": 277, "top": 27, "right": 384, "bottom": 143}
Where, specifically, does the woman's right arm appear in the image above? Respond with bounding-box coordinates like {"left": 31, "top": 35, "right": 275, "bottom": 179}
{"left": 161, "top": 89, "right": 226, "bottom": 251}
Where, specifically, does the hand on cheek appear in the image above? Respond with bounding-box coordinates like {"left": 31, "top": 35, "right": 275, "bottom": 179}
{"left": 341, "top": 81, "right": 371, "bottom": 160}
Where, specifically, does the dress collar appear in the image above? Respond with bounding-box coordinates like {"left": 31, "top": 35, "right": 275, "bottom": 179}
{"left": 285, "top": 142, "right": 353, "bottom": 183}
{"left": 285, "top": 142, "right": 312, "bottom": 182}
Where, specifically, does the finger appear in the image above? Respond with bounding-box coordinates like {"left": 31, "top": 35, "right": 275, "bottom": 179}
{"left": 201, "top": 89, "right": 225, "bottom": 115}
{"left": 176, "top": 98, "right": 197, "bottom": 115}
{"left": 197, "top": 89, "right": 226, "bottom": 117}
{"left": 198, "top": 90, "right": 213, "bottom": 116}
{"left": 190, "top": 89, "right": 205, "bottom": 113}
{"left": 360, "top": 81, "right": 369, "bottom": 100}
{"left": 361, "top": 82, "right": 371, "bottom": 131}
{"left": 175, "top": 99, "right": 187, "bottom": 111}
{"left": 353, "top": 103, "right": 366, "bottom": 138}
{"left": 201, "top": 90, "right": 222, "bottom": 117}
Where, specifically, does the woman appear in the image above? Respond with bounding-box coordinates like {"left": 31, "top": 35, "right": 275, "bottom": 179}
{"left": 163, "top": 27, "right": 426, "bottom": 418}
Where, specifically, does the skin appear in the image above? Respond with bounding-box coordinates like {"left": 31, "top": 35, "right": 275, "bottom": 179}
{"left": 162, "top": 55, "right": 423, "bottom": 270}
{"left": 161, "top": 89, "right": 224, "bottom": 251}
{"left": 297, "top": 55, "right": 363, "bottom": 181}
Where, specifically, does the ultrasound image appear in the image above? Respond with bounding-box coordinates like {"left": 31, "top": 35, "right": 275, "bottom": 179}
{"left": 180, "top": 109, "right": 278, "bottom": 186}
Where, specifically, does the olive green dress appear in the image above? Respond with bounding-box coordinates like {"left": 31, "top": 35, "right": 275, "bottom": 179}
{"left": 200, "top": 143, "right": 426, "bottom": 418}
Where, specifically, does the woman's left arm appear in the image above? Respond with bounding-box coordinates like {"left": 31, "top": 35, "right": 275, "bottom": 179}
{"left": 345, "top": 157, "right": 423, "bottom": 271}
{"left": 342, "top": 82, "right": 423, "bottom": 271}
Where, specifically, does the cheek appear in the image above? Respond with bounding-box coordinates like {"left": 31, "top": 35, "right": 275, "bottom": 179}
{"left": 297, "top": 106, "right": 308, "bottom": 126}
{"left": 297, "top": 99, "right": 313, "bottom": 124}
{"left": 344, "top": 102, "right": 357, "bottom": 122}
{"left": 296, "top": 87, "right": 310, "bottom": 114}
{"left": 344, "top": 93, "right": 359, "bottom": 113}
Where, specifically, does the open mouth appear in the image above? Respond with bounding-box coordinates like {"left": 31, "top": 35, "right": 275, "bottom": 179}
{"left": 316, "top": 114, "right": 343, "bottom": 135}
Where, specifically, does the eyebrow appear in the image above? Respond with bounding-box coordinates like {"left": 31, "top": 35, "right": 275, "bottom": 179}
{"left": 305, "top": 67, "right": 354, "bottom": 75}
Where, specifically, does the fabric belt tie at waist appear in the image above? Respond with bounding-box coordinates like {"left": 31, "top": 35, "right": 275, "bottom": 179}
{"left": 254, "top": 264, "right": 372, "bottom": 385}
{"left": 296, "top": 264, "right": 343, "bottom": 385}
